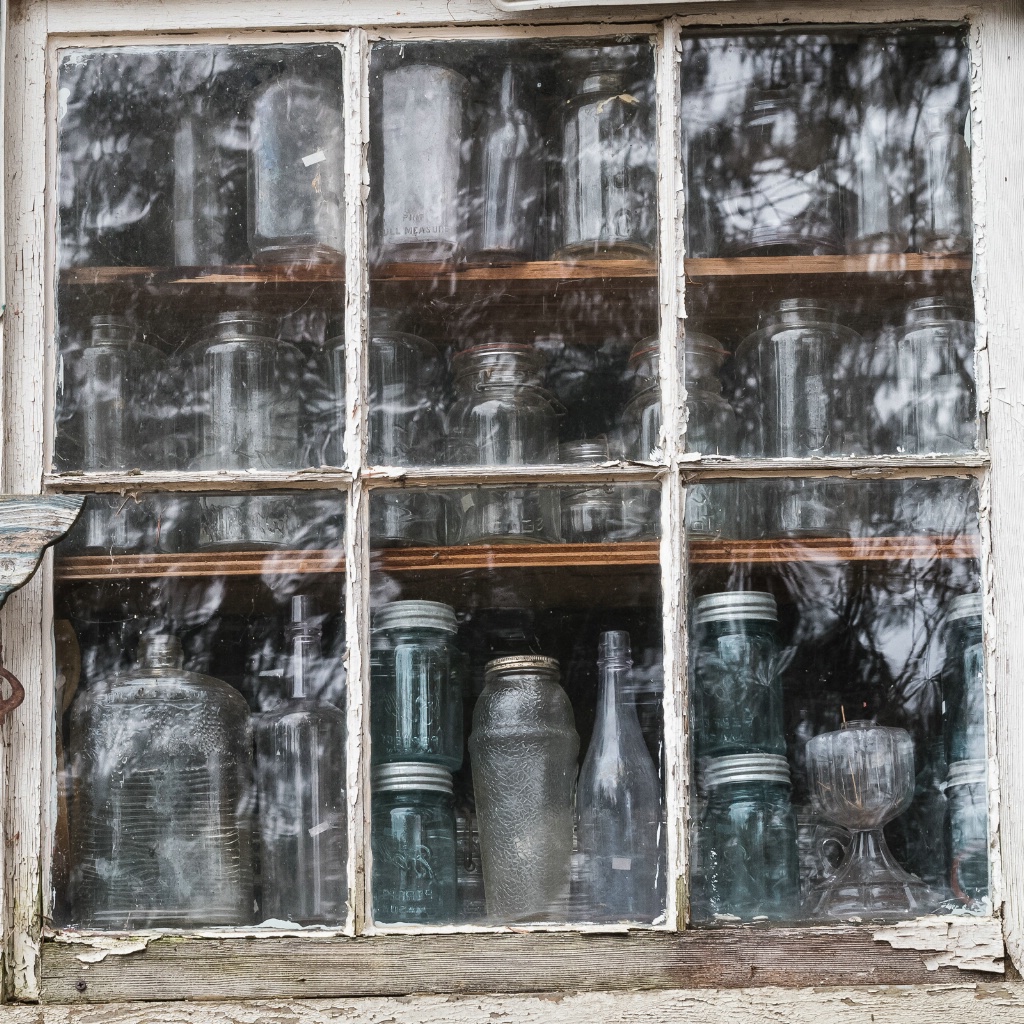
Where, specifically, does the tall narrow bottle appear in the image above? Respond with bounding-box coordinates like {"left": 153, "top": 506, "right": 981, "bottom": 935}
{"left": 255, "top": 596, "right": 347, "bottom": 924}
{"left": 576, "top": 631, "right": 663, "bottom": 921}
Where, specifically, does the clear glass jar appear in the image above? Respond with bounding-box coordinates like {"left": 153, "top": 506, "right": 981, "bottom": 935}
{"left": 469, "top": 655, "right": 579, "bottom": 921}
{"left": 942, "top": 593, "right": 985, "bottom": 764}
{"left": 692, "top": 591, "right": 785, "bottom": 758}
{"left": 371, "top": 600, "right": 463, "bottom": 771}
{"left": 945, "top": 760, "right": 988, "bottom": 905}
{"left": 456, "top": 809, "right": 487, "bottom": 922}
{"left": 249, "top": 71, "right": 345, "bottom": 264}
{"left": 694, "top": 754, "right": 800, "bottom": 922}
{"left": 197, "top": 494, "right": 298, "bottom": 550}
{"left": 558, "top": 47, "right": 656, "bottom": 259}
{"left": 466, "top": 63, "right": 543, "bottom": 262}
{"left": 920, "top": 105, "right": 972, "bottom": 254}
{"left": 325, "top": 324, "right": 346, "bottom": 467}
{"left": 380, "top": 63, "right": 468, "bottom": 263}
{"left": 371, "top": 762, "right": 458, "bottom": 924}
{"left": 69, "top": 634, "right": 254, "bottom": 928}
{"left": 559, "top": 438, "right": 625, "bottom": 543}
{"left": 77, "top": 315, "right": 166, "bottom": 471}
{"left": 896, "top": 297, "right": 976, "bottom": 455}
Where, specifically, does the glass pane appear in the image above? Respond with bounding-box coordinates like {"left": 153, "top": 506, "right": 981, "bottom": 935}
{"left": 366, "top": 39, "right": 659, "bottom": 476}
{"left": 687, "top": 476, "right": 988, "bottom": 924}
{"left": 368, "top": 484, "right": 663, "bottom": 925}
{"left": 680, "top": 30, "right": 977, "bottom": 457}
{"left": 54, "top": 44, "right": 346, "bottom": 473}
{"left": 53, "top": 491, "right": 348, "bottom": 929}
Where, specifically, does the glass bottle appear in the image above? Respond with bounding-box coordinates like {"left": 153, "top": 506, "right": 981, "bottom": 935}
{"left": 694, "top": 754, "right": 800, "bottom": 922}
{"left": 692, "top": 591, "right": 785, "bottom": 758}
{"left": 576, "top": 631, "right": 663, "bottom": 922}
{"left": 466, "top": 63, "right": 543, "bottom": 262}
{"left": 371, "top": 600, "right": 463, "bottom": 771}
{"left": 249, "top": 70, "right": 345, "bottom": 264}
{"left": 380, "top": 63, "right": 468, "bottom": 263}
{"left": 942, "top": 593, "right": 986, "bottom": 764}
{"left": 944, "top": 759, "right": 988, "bottom": 905}
{"left": 69, "top": 634, "right": 254, "bottom": 928}
{"left": 456, "top": 808, "right": 488, "bottom": 921}
{"left": 920, "top": 105, "right": 972, "bottom": 254}
{"left": 371, "top": 762, "right": 458, "bottom": 924}
{"left": 255, "top": 596, "right": 347, "bottom": 925}
{"left": 469, "top": 655, "right": 579, "bottom": 921}
{"left": 559, "top": 47, "right": 656, "bottom": 259}
{"left": 896, "top": 297, "right": 976, "bottom": 455}
{"left": 559, "top": 438, "right": 625, "bottom": 543}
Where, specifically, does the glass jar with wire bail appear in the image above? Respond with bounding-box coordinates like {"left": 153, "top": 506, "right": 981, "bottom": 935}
{"left": 446, "top": 342, "right": 561, "bottom": 545}
{"left": 694, "top": 753, "right": 800, "bottom": 922}
{"left": 371, "top": 762, "right": 458, "bottom": 924}
{"left": 559, "top": 438, "right": 626, "bottom": 543}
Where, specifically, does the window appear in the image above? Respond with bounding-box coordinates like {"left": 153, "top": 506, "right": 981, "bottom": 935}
{"left": 3, "top": 0, "right": 1020, "bottom": 1006}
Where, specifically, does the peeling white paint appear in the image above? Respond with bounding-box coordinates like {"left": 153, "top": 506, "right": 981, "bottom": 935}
{"left": 873, "top": 916, "right": 1004, "bottom": 973}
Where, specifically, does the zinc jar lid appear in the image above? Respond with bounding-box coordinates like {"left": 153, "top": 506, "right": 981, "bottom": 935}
{"left": 372, "top": 762, "right": 454, "bottom": 795}
{"left": 702, "top": 753, "right": 791, "bottom": 789}
{"left": 946, "top": 760, "right": 987, "bottom": 789}
{"left": 948, "top": 593, "right": 983, "bottom": 625}
{"left": 485, "top": 654, "right": 560, "bottom": 679}
{"left": 373, "top": 600, "right": 458, "bottom": 634}
{"left": 695, "top": 591, "right": 777, "bottom": 626}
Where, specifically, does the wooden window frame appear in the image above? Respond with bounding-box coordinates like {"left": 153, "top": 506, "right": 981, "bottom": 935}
{"left": 2, "top": 0, "right": 1021, "bottom": 1007}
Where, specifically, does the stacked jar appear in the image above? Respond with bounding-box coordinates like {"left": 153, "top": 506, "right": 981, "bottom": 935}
{"left": 559, "top": 438, "right": 625, "bottom": 543}
{"left": 691, "top": 591, "right": 800, "bottom": 921}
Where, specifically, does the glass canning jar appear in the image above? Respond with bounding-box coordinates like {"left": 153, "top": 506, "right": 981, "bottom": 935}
{"left": 694, "top": 754, "right": 800, "bottom": 922}
{"left": 942, "top": 593, "right": 985, "bottom": 765}
{"left": 558, "top": 47, "right": 656, "bottom": 259}
{"left": 692, "top": 591, "right": 785, "bottom": 758}
{"left": 920, "top": 105, "right": 972, "bottom": 255}
{"left": 944, "top": 760, "right": 988, "bottom": 905}
{"left": 371, "top": 762, "right": 458, "bottom": 924}
{"left": 559, "top": 438, "right": 625, "bottom": 543}
{"left": 371, "top": 600, "right": 463, "bottom": 771}
{"left": 896, "top": 297, "right": 976, "bottom": 455}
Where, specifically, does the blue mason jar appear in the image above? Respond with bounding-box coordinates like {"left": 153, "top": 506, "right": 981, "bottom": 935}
{"left": 945, "top": 759, "right": 988, "bottom": 904}
{"left": 694, "top": 753, "right": 800, "bottom": 922}
{"left": 371, "top": 762, "right": 458, "bottom": 924}
{"left": 371, "top": 601, "right": 463, "bottom": 770}
{"left": 942, "top": 593, "right": 985, "bottom": 764}
{"left": 693, "top": 591, "right": 785, "bottom": 757}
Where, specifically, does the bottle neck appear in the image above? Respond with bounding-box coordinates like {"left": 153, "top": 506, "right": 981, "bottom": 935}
{"left": 596, "top": 647, "right": 635, "bottom": 732}
{"left": 290, "top": 629, "right": 323, "bottom": 700}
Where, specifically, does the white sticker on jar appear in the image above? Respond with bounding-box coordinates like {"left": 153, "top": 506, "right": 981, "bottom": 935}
{"left": 612, "top": 857, "right": 632, "bottom": 871}
{"left": 302, "top": 150, "right": 327, "bottom": 167}
{"left": 461, "top": 493, "right": 475, "bottom": 511}
{"left": 308, "top": 821, "right": 331, "bottom": 837}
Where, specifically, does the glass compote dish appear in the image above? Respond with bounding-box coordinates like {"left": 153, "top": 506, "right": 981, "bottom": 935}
{"left": 804, "top": 721, "right": 944, "bottom": 920}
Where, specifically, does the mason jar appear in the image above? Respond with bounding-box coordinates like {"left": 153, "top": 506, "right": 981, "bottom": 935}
{"left": 371, "top": 762, "right": 457, "bottom": 924}
{"left": 920, "top": 105, "right": 972, "bottom": 255}
{"left": 694, "top": 754, "right": 800, "bottom": 922}
{"left": 944, "top": 759, "right": 988, "bottom": 904}
{"left": 692, "top": 591, "right": 785, "bottom": 758}
{"left": 559, "top": 438, "right": 625, "bottom": 543}
{"left": 371, "top": 600, "right": 463, "bottom": 771}
{"left": 896, "top": 297, "right": 976, "bottom": 455}
{"left": 942, "top": 593, "right": 985, "bottom": 765}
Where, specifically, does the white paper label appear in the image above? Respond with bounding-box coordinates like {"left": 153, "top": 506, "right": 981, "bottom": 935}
{"left": 302, "top": 150, "right": 327, "bottom": 168}
{"left": 461, "top": 493, "right": 475, "bottom": 511}
{"left": 612, "top": 857, "right": 632, "bottom": 871}
{"left": 307, "top": 821, "right": 331, "bottom": 837}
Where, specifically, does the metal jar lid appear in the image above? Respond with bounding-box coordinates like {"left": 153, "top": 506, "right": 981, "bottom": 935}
{"left": 485, "top": 654, "right": 560, "bottom": 680}
{"left": 702, "top": 753, "right": 791, "bottom": 789}
{"left": 372, "top": 762, "right": 454, "bottom": 795}
{"left": 694, "top": 591, "right": 777, "bottom": 626}
{"left": 946, "top": 759, "right": 987, "bottom": 790}
{"left": 373, "top": 600, "right": 458, "bottom": 634}
{"left": 948, "top": 593, "right": 983, "bottom": 625}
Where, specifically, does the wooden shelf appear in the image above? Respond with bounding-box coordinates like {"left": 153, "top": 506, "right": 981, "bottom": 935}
{"left": 54, "top": 535, "right": 979, "bottom": 582}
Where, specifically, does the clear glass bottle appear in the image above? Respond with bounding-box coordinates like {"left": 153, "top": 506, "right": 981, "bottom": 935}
{"left": 559, "top": 438, "right": 625, "bottom": 543}
{"left": 469, "top": 655, "right": 579, "bottom": 921}
{"left": 249, "top": 71, "right": 345, "bottom": 264}
{"left": 942, "top": 593, "right": 986, "bottom": 764}
{"left": 456, "top": 808, "right": 487, "bottom": 921}
{"left": 255, "top": 597, "right": 347, "bottom": 925}
{"left": 694, "top": 754, "right": 800, "bottom": 922}
{"left": 896, "top": 297, "right": 976, "bottom": 454}
{"left": 380, "top": 63, "right": 468, "bottom": 263}
{"left": 371, "top": 762, "right": 458, "bottom": 924}
{"left": 576, "top": 631, "right": 663, "bottom": 922}
{"left": 692, "top": 591, "right": 785, "bottom": 758}
{"left": 466, "top": 63, "right": 543, "bottom": 262}
{"left": 944, "top": 759, "right": 988, "bottom": 905}
{"left": 69, "top": 634, "right": 254, "bottom": 928}
{"left": 559, "top": 47, "right": 656, "bottom": 259}
{"left": 371, "top": 600, "right": 463, "bottom": 771}
{"left": 920, "top": 105, "right": 972, "bottom": 254}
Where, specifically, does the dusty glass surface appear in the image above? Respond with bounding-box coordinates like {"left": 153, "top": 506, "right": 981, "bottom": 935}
{"left": 369, "top": 484, "right": 665, "bottom": 926}
{"left": 681, "top": 29, "right": 977, "bottom": 457}
{"left": 367, "top": 39, "right": 658, "bottom": 471}
{"left": 687, "top": 476, "right": 988, "bottom": 923}
{"left": 54, "top": 44, "right": 346, "bottom": 474}
{"left": 52, "top": 491, "right": 347, "bottom": 929}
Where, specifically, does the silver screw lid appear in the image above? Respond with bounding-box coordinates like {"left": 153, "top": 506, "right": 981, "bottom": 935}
{"left": 946, "top": 759, "right": 987, "bottom": 789}
{"left": 372, "top": 762, "right": 454, "bottom": 795}
{"left": 948, "top": 593, "right": 983, "bottom": 625}
{"left": 702, "top": 753, "right": 791, "bottom": 789}
{"left": 373, "top": 600, "right": 458, "bottom": 634}
{"left": 485, "top": 654, "right": 560, "bottom": 679}
{"left": 695, "top": 591, "right": 778, "bottom": 626}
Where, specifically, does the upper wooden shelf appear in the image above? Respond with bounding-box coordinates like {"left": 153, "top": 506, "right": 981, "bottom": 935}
{"left": 53, "top": 535, "right": 980, "bottom": 582}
